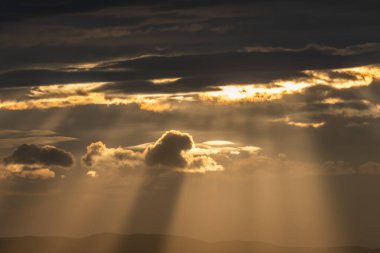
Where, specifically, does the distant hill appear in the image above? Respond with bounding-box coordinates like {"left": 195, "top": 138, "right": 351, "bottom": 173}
{"left": 0, "top": 233, "right": 378, "bottom": 253}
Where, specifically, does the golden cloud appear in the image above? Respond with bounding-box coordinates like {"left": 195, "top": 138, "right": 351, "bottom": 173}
{"left": 0, "top": 65, "right": 378, "bottom": 112}
{"left": 200, "top": 65, "right": 380, "bottom": 104}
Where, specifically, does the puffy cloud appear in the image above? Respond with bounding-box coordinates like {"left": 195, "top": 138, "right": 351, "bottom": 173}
{"left": 3, "top": 144, "right": 74, "bottom": 167}
{"left": 82, "top": 130, "right": 224, "bottom": 176}
{"left": 81, "top": 130, "right": 380, "bottom": 179}
{"left": 18, "top": 168, "right": 56, "bottom": 180}
{"left": 82, "top": 141, "right": 107, "bottom": 167}
{"left": 81, "top": 131, "right": 266, "bottom": 178}
{"left": 144, "top": 130, "right": 194, "bottom": 168}
{"left": 185, "top": 156, "right": 223, "bottom": 173}
{"left": 1, "top": 144, "right": 74, "bottom": 180}
{"left": 81, "top": 141, "right": 144, "bottom": 177}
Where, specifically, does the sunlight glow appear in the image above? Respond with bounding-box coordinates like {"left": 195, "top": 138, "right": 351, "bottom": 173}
{"left": 199, "top": 81, "right": 312, "bottom": 103}
{"left": 150, "top": 77, "right": 181, "bottom": 85}
{"left": 0, "top": 65, "right": 378, "bottom": 111}
{"left": 0, "top": 93, "right": 173, "bottom": 112}
{"left": 200, "top": 65, "right": 380, "bottom": 104}
{"left": 272, "top": 117, "right": 326, "bottom": 128}
{"left": 202, "top": 140, "right": 235, "bottom": 146}
{"left": 29, "top": 82, "right": 107, "bottom": 97}
{"left": 86, "top": 170, "right": 99, "bottom": 178}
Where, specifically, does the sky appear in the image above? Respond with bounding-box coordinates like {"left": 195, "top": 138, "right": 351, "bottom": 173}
{"left": 0, "top": 0, "right": 380, "bottom": 248}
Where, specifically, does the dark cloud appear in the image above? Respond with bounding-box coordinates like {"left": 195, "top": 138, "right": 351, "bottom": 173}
{"left": 0, "top": 0, "right": 155, "bottom": 24}
{"left": 1, "top": 0, "right": 379, "bottom": 24}
{"left": 0, "top": 0, "right": 379, "bottom": 73}
{"left": 145, "top": 130, "right": 194, "bottom": 168}
{"left": 3, "top": 144, "right": 74, "bottom": 167}
{"left": 0, "top": 48, "right": 379, "bottom": 92}
{"left": 244, "top": 43, "right": 380, "bottom": 56}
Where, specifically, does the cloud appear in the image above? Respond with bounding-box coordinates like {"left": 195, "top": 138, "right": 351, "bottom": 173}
{"left": 272, "top": 116, "right": 325, "bottom": 128}
{"left": 0, "top": 0, "right": 379, "bottom": 78}
{"left": 144, "top": 130, "right": 194, "bottom": 168}
{"left": 0, "top": 0, "right": 148, "bottom": 24}
{"left": 243, "top": 43, "right": 380, "bottom": 56}
{"left": 3, "top": 144, "right": 74, "bottom": 167}
{"left": 0, "top": 92, "right": 173, "bottom": 112}
{"left": 17, "top": 168, "right": 56, "bottom": 180}
{"left": 0, "top": 129, "right": 76, "bottom": 148}
{"left": 82, "top": 141, "right": 144, "bottom": 177}
{"left": 185, "top": 155, "right": 223, "bottom": 173}
{"left": 1, "top": 64, "right": 379, "bottom": 114}
{"left": 82, "top": 130, "right": 224, "bottom": 176}
{"left": 1, "top": 45, "right": 379, "bottom": 91}
{"left": 85, "top": 129, "right": 380, "bottom": 179}
{"left": 1, "top": 144, "right": 74, "bottom": 180}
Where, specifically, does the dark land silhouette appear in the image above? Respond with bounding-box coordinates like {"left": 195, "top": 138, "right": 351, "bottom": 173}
{"left": 0, "top": 234, "right": 378, "bottom": 253}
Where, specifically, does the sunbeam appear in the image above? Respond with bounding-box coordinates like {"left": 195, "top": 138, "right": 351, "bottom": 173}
{"left": 0, "top": 1, "right": 379, "bottom": 252}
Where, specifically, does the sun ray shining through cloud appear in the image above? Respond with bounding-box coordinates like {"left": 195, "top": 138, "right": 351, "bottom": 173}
{"left": 0, "top": 1, "right": 380, "bottom": 251}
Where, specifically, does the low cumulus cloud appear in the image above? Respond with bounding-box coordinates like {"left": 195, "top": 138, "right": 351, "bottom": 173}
{"left": 82, "top": 130, "right": 226, "bottom": 177}
{"left": 1, "top": 131, "right": 377, "bottom": 182}
{"left": 4, "top": 144, "right": 74, "bottom": 167}
{"left": 82, "top": 141, "right": 144, "bottom": 178}
{"left": 82, "top": 130, "right": 380, "bottom": 180}
{"left": 145, "top": 130, "right": 194, "bottom": 168}
{"left": 1, "top": 144, "right": 74, "bottom": 180}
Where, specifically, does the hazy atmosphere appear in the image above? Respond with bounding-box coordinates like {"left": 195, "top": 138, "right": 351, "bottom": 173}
{"left": 0, "top": 1, "right": 380, "bottom": 252}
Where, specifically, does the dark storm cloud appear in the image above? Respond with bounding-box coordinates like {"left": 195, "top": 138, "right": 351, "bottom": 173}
{"left": 3, "top": 144, "right": 74, "bottom": 167}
